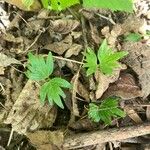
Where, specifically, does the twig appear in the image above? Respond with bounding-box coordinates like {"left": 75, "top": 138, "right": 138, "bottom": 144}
{"left": 7, "top": 129, "right": 14, "bottom": 146}
{"left": 53, "top": 56, "right": 84, "bottom": 65}
{"left": 63, "top": 123, "right": 150, "bottom": 149}
{"left": 23, "top": 29, "right": 44, "bottom": 54}
{"left": 95, "top": 13, "right": 116, "bottom": 25}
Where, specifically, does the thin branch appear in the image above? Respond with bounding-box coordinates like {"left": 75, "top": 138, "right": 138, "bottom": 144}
{"left": 64, "top": 123, "right": 150, "bottom": 149}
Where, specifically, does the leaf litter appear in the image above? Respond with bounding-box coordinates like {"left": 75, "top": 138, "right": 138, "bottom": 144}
{"left": 1, "top": 0, "right": 150, "bottom": 149}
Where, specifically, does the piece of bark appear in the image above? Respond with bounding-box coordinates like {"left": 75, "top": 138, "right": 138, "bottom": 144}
{"left": 63, "top": 123, "right": 150, "bottom": 149}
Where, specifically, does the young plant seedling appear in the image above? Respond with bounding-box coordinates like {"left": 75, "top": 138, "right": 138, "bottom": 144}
{"left": 88, "top": 97, "right": 126, "bottom": 125}
{"left": 26, "top": 52, "right": 72, "bottom": 109}
{"left": 83, "top": 39, "right": 128, "bottom": 76}
{"left": 124, "top": 32, "right": 142, "bottom": 42}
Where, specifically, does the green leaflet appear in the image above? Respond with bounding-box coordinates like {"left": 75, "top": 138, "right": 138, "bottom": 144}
{"left": 22, "top": 0, "right": 34, "bottom": 9}
{"left": 83, "top": 0, "right": 133, "bottom": 12}
{"left": 98, "top": 39, "right": 128, "bottom": 75}
{"left": 41, "top": 0, "right": 80, "bottom": 11}
{"left": 26, "top": 52, "right": 54, "bottom": 81}
{"left": 83, "top": 47, "right": 97, "bottom": 76}
{"left": 40, "top": 78, "right": 72, "bottom": 109}
{"left": 88, "top": 97, "right": 126, "bottom": 124}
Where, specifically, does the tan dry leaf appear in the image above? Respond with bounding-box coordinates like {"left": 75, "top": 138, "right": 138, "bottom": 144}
{"left": 95, "top": 65, "right": 126, "bottom": 100}
{"left": 0, "top": 67, "right": 5, "bottom": 75}
{"left": 0, "top": 53, "right": 21, "bottom": 67}
{"left": 43, "top": 34, "right": 72, "bottom": 55}
{"left": 4, "top": 80, "right": 57, "bottom": 134}
{"left": 65, "top": 44, "right": 83, "bottom": 58}
{"left": 71, "top": 74, "right": 80, "bottom": 116}
{"left": 146, "top": 107, "right": 150, "bottom": 121}
{"left": 124, "top": 106, "right": 143, "bottom": 124}
{"left": 50, "top": 19, "right": 80, "bottom": 35}
{"left": 122, "top": 42, "right": 150, "bottom": 98}
{"left": 26, "top": 130, "right": 64, "bottom": 149}
{"left": 103, "top": 74, "right": 142, "bottom": 100}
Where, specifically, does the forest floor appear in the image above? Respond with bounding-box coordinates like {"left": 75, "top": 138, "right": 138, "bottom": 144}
{"left": 0, "top": 0, "right": 150, "bottom": 150}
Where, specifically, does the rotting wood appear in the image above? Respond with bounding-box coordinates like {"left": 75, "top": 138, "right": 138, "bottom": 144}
{"left": 63, "top": 123, "right": 150, "bottom": 149}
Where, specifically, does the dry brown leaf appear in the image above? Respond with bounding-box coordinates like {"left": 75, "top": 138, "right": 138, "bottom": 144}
{"left": 95, "top": 65, "right": 126, "bottom": 100}
{"left": 101, "top": 25, "right": 122, "bottom": 48}
{"left": 4, "top": 0, "right": 41, "bottom": 11}
{"left": 124, "top": 106, "right": 143, "bottom": 124}
{"left": 26, "top": 130, "right": 64, "bottom": 150}
{"left": 50, "top": 19, "right": 80, "bottom": 34}
{"left": 89, "top": 22, "right": 101, "bottom": 45}
{"left": 65, "top": 44, "right": 83, "bottom": 58}
{"left": 0, "top": 53, "right": 21, "bottom": 67}
{"left": 71, "top": 74, "right": 80, "bottom": 116}
{"left": 103, "top": 74, "right": 142, "bottom": 100}
{"left": 146, "top": 107, "right": 150, "bottom": 121}
{"left": 122, "top": 42, "right": 150, "bottom": 98}
{"left": 76, "top": 80, "right": 90, "bottom": 102}
{"left": 43, "top": 35, "right": 72, "bottom": 55}
{"left": 4, "top": 80, "right": 57, "bottom": 134}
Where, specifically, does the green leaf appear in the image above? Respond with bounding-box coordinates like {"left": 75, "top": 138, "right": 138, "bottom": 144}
{"left": 125, "top": 33, "right": 142, "bottom": 42}
{"left": 83, "top": 47, "right": 98, "bottom": 76}
{"left": 41, "top": 0, "right": 80, "bottom": 11}
{"left": 88, "top": 97, "right": 126, "bottom": 125}
{"left": 98, "top": 39, "right": 128, "bottom": 75}
{"left": 83, "top": 0, "right": 133, "bottom": 12}
{"left": 40, "top": 77, "right": 71, "bottom": 109}
{"left": 26, "top": 52, "right": 54, "bottom": 81}
{"left": 22, "top": 0, "right": 34, "bottom": 9}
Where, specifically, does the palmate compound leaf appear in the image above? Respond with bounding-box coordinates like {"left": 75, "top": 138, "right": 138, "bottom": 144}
{"left": 98, "top": 39, "right": 128, "bottom": 75}
{"left": 83, "top": 47, "right": 98, "bottom": 76}
{"left": 83, "top": 0, "right": 133, "bottom": 12}
{"left": 41, "top": 0, "right": 80, "bottom": 11}
{"left": 26, "top": 52, "right": 53, "bottom": 81}
{"left": 88, "top": 97, "right": 126, "bottom": 125}
{"left": 40, "top": 77, "right": 72, "bottom": 109}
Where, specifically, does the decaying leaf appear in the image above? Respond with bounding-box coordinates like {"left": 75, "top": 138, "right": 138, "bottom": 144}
{"left": 26, "top": 130, "right": 64, "bottom": 150}
{"left": 95, "top": 65, "right": 126, "bottom": 100}
{"left": 4, "top": 80, "right": 57, "bottom": 134}
{"left": 89, "top": 22, "right": 101, "bottom": 45}
{"left": 50, "top": 19, "right": 80, "bottom": 34}
{"left": 124, "top": 106, "right": 143, "bottom": 124}
{"left": 65, "top": 44, "right": 83, "bottom": 58}
{"left": 71, "top": 74, "right": 80, "bottom": 116}
{"left": 103, "top": 74, "right": 142, "bottom": 100}
{"left": 122, "top": 42, "right": 150, "bottom": 98}
{"left": 43, "top": 35, "right": 72, "bottom": 55}
{"left": 0, "top": 53, "right": 21, "bottom": 67}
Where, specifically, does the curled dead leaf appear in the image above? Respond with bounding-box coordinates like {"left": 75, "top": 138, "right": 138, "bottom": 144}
{"left": 50, "top": 19, "right": 80, "bottom": 35}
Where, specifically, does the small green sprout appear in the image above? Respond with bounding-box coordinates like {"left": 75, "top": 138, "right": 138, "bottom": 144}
{"left": 26, "top": 52, "right": 71, "bottom": 109}
{"left": 83, "top": 39, "right": 128, "bottom": 76}
{"left": 88, "top": 97, "right": 126, "bottom": 125}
